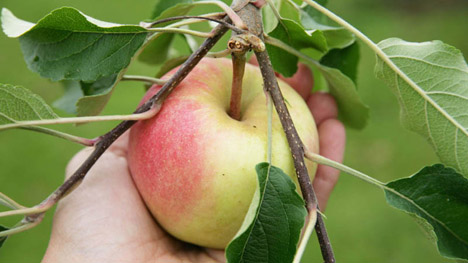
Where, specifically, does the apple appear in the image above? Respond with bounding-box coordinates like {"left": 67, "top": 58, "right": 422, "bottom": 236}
{"left": 128, "top": 58, "right": 319, "bottom": 249}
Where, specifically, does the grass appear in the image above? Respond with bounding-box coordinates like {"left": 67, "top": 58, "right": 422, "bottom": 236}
{"left": 0, "top": 0, "right": 466, "bottom": 262}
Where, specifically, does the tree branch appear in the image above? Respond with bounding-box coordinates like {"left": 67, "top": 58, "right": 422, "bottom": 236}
{"left": 238, "top": 2, "right": 336, "bottom": 262}
{"left": 255, "top": 41, "right": 336, "bottom": 263}
{"left": 147, "top": 27, "right": 214, "bottom": 38}
{"left": 144, "top": 15, "right": 245, "bottom": 34}
{"left": 255, "top": 49, "right": 316, "bottom": 207}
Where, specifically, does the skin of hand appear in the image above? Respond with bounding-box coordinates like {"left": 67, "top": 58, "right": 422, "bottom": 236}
{"left": 42, "top": 61, "right": 345, "bottom": 263}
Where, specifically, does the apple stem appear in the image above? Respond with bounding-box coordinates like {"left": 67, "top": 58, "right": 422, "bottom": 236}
{"left": 229, "top": 53, "right": 246, "bottom": 120}
{"left": 18, "top": 20, "right": 231, "bottom": 232}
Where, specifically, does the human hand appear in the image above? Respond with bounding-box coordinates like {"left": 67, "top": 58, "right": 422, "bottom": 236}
{"left": 42, "top": 132, "right": 226, "bottom": 263}
{"left": 43, "top": 61, "right": 345, "bottom": 263}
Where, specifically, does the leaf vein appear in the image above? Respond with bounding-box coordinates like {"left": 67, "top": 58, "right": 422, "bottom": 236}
{"left": 389, "top": 55, "right": 468, "bottom": 73}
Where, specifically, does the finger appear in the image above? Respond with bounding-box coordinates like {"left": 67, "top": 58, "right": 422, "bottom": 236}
{"left": 313, "top": 119, "right": 345, "bottom": 210}
{"left": 307, "top": 92, "right": 338, "bottom": 126}
{"left": 279, "top": 63, "right": 314, "bottom": 100}
{"left": 63, "top": 148, "right": 133, "bottom": 199}
{"left": 248, "top": 55, "right": 258, "bottom": 66}
{"left": 61, "top": 148, "right": 135, "bottom": 224}
{"left": 65, "top": 128, "right": 130, "bottom": 177}
{"left": 249, "top": 56, "right": 313, "bottom": 100}
{"left": 47, "top": 147, "right": 165, "bottom": 262}
{"left": 65, "top": 147, "right": 94, "bottom": 180}
{"left": 64, "top": 131, "right": 130, "bottom": 180}
{"left": 108, "top": 131, "right": 129, "bottom": 157}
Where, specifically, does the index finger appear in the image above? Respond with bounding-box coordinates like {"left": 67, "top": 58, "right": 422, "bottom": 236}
{"left": 248, "top": 55, "right": 314, "bottom": 100}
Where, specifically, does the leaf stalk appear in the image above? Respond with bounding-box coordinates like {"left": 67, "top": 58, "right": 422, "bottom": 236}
{"left": 304, "top": 150, "right": 385, "bottom": 188}
{"left": 122, "top": 75, "right": 167, "bottom": 85}
{"left": 21, "top": 126, "right": 95, "bottom": 146}
{"left": 147, "top": 27, "right": 214, "bottom": 38}
{"left": 0, "top": 109, "right": 160, "bottom": 131}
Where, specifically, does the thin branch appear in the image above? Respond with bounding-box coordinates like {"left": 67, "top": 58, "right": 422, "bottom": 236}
{"left": 193, "top": 1, "right": 247, "bottom": 29}
{"left": 293, "top": 209, "right": 318, "bottom": 263}
{"left": 255, "top": 49, "right": 316, "bottom": 208}
{"left": 305, "top": 150, "right": 385, "bottom": 188}
{"left": 0, "top": 108, "right": 160, "bottom": 131}
{"left": 254, "top": 23, "right": 336, "bottom": 263}
{"left": 140, "top": 12, "right": 224, "bottom": 28}
{"left": 147, "top": 27, "right": 214, "bottom": 38}
{"left": 122, "top": 75, "right": 167, "bottom": 85}
{"left": 255, "top": 49, "right": 336, "bottom": 263}
{"left": 21, "top": 126, "right": 95, "bottom": 146}
{"left": 206, "top": 49, "right": 232, "bottom": 58}
{"left": 22, "top": 19, "right": 231, "bottom": 226}
{"left": 266, "top": 93, "right": 273, "bottom": 164}
{"left": 144, "top": 15, "right": 245, "bottom": 34}
{"left": 0, "top": 192, "right": 26, "bottom": 210}
{"left": 0, "top": 206, "right": 48, "bottom": 218}
{"left": 0, "top": 220, "right": 42, "bottom": 238}
{"left": 314, "top": 213, "right": 334, "bottom": 262}
{"left": 232, "top": 2, "right": 335, "bottom": 261}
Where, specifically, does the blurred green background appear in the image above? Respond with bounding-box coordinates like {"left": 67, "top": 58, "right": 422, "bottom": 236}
{"left": 0, "top": 0, "right": 466, "bottom": 262}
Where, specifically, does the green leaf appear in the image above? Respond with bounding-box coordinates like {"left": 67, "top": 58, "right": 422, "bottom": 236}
{"left": 140, "top": 0, "right": 198, "bottom": 65}
{"left": 53, "top": 73, "right": 119, "bottom": 116}
{"left": 53, "top": 81, "right": 84, "bottom": 114}
{"left": 150, "top": 0, "right": 196, "bottom": 20}
{"left": 306, "top": 62, "right": 369, "bottom": 129}
{"left": 262, "top": 0, "right": 301, "bottom": 34}
{"left": 266, "top": 18, "right": 327, "bottom": 77}
{"left": 299, "top": 0, "right": 329, "bottom": 28}
{"left": 155, "top": 56, "right": 189, "bottom": 78}
{"left": 76, "top": 74, "right": 119, "bottom": 116}
{"left": 226, "top": 163, "right": 307, "bottom": 263}
{"left": 0, "top": 225, "right": 8, "bottom": 248}
{"left": 0, "top": 84, "right": 58, "bottom": 125}
{"left": 138, "top": 33, "right": 177, "bottom": 65}
{"left": 375, "top": 38, "right": 468, "bottom": 175}
{"left": 385, "top": 164, "right": 468, "bottom": 260}
{"left": 320, "top": 42, "right": 360, "bottom": 83}
{"left": 300, "top": 5, "right": 355, "bottom": 50}
{"left": 1, "top": 7, "right": 148, "bottom": 82}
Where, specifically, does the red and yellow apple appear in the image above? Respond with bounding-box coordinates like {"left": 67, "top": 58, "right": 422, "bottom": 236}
{"left": 128, "top": 58, "right": 319, "bottom": 249}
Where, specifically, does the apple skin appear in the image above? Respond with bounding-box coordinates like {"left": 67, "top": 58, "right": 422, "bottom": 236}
{"left": 128, "top": 58, "right": 319, "bottom": 249}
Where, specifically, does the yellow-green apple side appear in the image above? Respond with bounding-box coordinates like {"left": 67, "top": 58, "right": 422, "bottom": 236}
{"left": 128, "top": 58, "right": 319, "bottom": 249}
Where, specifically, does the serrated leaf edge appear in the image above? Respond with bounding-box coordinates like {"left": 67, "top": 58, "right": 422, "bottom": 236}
{"left": 384, "top": 165, "right": 468, "bottom": 250}
{"left": 376, "top": 38, "right": 468, "bottom": 174}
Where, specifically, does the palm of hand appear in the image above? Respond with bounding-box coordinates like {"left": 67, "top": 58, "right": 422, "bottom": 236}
{"left": 43, "top": 138, "right": 225, "bottom": 263}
